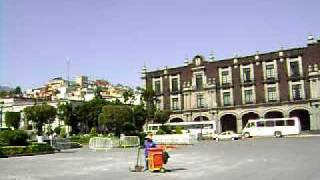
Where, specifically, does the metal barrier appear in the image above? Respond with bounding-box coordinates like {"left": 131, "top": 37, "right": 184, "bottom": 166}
{"left": 152, "top": 134, "right": 198, "bottom": 145}
{"left": 89, "top": 136, "right": 140, "bottom": 150}
{"left": 89, "top": 137, "right": 115, "bottom": 151}
{"left": 119, "top": 136, "right": 140, "bottom": 148}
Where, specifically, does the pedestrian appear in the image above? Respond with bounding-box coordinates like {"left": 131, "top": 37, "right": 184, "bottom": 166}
{"left": 144, "top": 134, "right": 156, "bottom": 171}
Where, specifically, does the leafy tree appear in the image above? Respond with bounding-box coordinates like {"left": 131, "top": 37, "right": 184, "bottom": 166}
{"left": 153, "top": 110, "right": 172, "bottom": 124}
{"left": 94, "top": 86, "right": 103, "bottom": 99}
{"left": 24, "top": 104, "right": 57, "bottom": 135}
{"left": 140, "top": 85, "right": 157, "bottom": 123}
{"left": 98, "top": 105, "right": 133, "bottom": 136}
{"left": 14, "top": 86, "right": 22, "bottom": 95}
{"left": 5, "top": 112, "right": 21, "bottom": 129}
{"left": 57, "top": 102, "right": 73, "bottom": 126}
{"left": 123, "top": 122, "right": 136, "bottom": 135}
{"left": 133, "top": 105, "right": 147, "bottom": 131}
{"left": 75, "top": 98, "right": 108, "bottom": 133}
{"left": 123, "top": 88, "right": 135, "bottom": 104}
{"left": 57, "top": 102, "right": 79, "bottom": 134}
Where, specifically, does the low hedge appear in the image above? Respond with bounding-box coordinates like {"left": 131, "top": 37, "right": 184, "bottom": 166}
{"left": 69, "top": 135, "right": 91, "bottom": 145}
{"left": 0, "top": 143, "right": 54, "bottom": 157}
{"left": 0, "top": 130, "right": 28, "bottom": 146}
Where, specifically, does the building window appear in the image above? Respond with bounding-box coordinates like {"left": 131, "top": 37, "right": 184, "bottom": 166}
{"left": 244, "top": 89, "right": 253, "bottom": 104}
{"left": 171, "top": 78, "right": 179, "bottom": 92}
{"left": 266, "top": 64, "right": 275, "bottom": 79}
{"left": 223, "top": 92, "right": 231, "bottom": 106}
{"left": 290, "top": 61, "right": 300, "bottom": 77}
{"left": 154, "top": 80, "right": 161, "bottom": 94}
{"left": 172, "top": 98, "right": 179, "bottom": 110}
{"left": 267, "top": 87, "right": 277, "bottom": 102}
{"left": 221, "top": 71, "right": 230, "bottom": 85}
{"left": 197, "top": 94, "right": 204, "bottom": 108}
{"left": 292, "top": 84, "right": 302, "bottom": 100}
{"left": 196, "top": 75, "right": 203, "bottom": 90}
{"left": 243, "top": 68, "right": 251, "bottom": 82}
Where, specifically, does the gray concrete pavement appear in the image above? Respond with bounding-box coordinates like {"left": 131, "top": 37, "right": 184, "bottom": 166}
{"left": 1, "top": 137, "right": 320, "bottom": 180}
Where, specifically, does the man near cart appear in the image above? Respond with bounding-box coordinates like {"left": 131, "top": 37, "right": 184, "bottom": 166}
{"left": 144, "top": 134, "right": 156, "bottom": 171}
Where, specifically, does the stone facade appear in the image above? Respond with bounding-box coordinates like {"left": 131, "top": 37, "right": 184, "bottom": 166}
{"left": 143, "top": 36, "right": 320, "bottom": 133}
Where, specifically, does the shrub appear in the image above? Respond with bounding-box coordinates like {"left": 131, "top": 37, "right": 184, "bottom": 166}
{"left": 175, "top": 126, "right": 183, "bottom": 134}
{"left": 59, "top": 127, "right": 67, "bottom": 138}
{"left": 5, "top": 112, "right": 21, "bottom": 129}
{"left": 90, "top": 127, "right": 98, "bottom": 137}
{"left": 0, "top": 143, "right": 54, "bottom": 156}
{"left": 46, "top": 126, "right": 53, "bottom": 136}
{"left": 0, "top": 130, "right": 28, "bottom": 146}
{"left": 54, "top": 127, "right": 61, "bottom": 135}
{"left": 69, "top": 135, "right": 91, "bottom": 144}
{"left": 156, "top": 128, "right": 166, "bottom": 135}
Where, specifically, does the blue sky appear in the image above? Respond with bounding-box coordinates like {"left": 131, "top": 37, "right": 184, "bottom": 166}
{"left": 1, "top": 0, "right": 320, "bottom": 90}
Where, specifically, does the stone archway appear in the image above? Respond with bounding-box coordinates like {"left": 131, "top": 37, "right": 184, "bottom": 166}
{"left": 264, "top": 111, "right": 284, "bottom": 118}
{"left": 194, "top": 116, "right": 209, "bottom": 122}
{"left": 170, "top": 118, "right": 184, "bottom": 123}
{"left": 220, "top": 114, "right": 237, "bottom": 132}
{"left": 242, "top": 112, "right": 259, "bottom": 129}
{"left": 289, "top": 109, "right": 310, "bottom": 131}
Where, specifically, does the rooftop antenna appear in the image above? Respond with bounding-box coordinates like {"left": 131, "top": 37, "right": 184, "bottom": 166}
{"left": 66, "top": 58, "right": 70, "bottom": 87}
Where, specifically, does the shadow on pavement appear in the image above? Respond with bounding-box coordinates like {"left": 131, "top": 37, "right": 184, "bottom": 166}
{"left": 166, "top": 168, "right": 188, "bottom": 172}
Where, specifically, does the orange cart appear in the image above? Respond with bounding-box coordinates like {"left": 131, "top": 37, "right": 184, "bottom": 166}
{"left": 147, "top": 148, "right": 166, "bottom": 172}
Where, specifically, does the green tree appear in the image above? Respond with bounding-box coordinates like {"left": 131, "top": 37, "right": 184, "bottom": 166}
{"left": 14, "top": 86, "right": 22, "bottom": 95}
{"left": 153, "top": 110, "right": 171, "bottom": 124}
{"left": 123, "top": 88, "right": 134, "bottom": 104}
{"left": 98, "top": 105, "right": 133, "bottom": 136}
{"left": 133, "top": 105, "right": 147, "bottom": 131}
{"left": 57, "top": 102, "right": 72, "bottom": 126}
{"left": 94, "top": 86, "right": 103, "bottom": 99}
{"left": 140, "top": 85, "right": 157, "bottom": 124}
{"left": 57, "top": 102, "right": 77, "bottom": 134}
{"left": 5, "top": 112, "right": 21, "bottom": 129}
{"left": 24, "top": 104, "right": 57, "bottom": 135}
{"left": 75, "top": 98, "right": 108, "bottom": 133}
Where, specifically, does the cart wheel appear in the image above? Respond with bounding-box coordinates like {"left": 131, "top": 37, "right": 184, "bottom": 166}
{"left": 160, "top": 168, "right": 166, "bottom": 173}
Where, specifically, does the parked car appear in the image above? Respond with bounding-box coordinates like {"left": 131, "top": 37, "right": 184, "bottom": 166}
{"left": 214, "top": 131, "right": 242, "bottom": 141}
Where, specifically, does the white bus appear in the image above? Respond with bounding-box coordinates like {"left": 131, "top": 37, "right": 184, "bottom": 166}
{"left": 146, "top": 121, "right": 216, "bottom": 137}
{"left": 242, "top": 117, "right": 301, "bottom": 138}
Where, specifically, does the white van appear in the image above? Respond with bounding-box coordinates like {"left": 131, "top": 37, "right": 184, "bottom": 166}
{"left": 242, "top": 117, "right": 301, "bottom": 138}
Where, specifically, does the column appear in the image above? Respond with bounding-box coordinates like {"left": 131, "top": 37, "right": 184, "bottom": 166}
{"left": 237, "top": 118, "right": 243, "bottom": 134}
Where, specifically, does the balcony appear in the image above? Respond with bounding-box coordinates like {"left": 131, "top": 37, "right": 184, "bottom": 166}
{"left": 293, "top": 96, "right": 303, "bottom": 101}
{"left": 240, "top": 79, "right": 256, "bottom": 87}
{"left": 244, "top": 101, "right": 254, "bottom": 104}
{"left": 170, "top": 89, "right": 181, "bottom": 95}
{"left": 262, "top": 76, "right": 280, "bottom": 84}
{"left": 289, "top": 73, "right": 303, "bottom": 81}
{"left": 219, "top": 82, "right": 233, "bottom": 89}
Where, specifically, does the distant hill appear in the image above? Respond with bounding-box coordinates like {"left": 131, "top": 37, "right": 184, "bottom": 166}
{"left": 0, "top": 86, "right": 13, "bottom": 92}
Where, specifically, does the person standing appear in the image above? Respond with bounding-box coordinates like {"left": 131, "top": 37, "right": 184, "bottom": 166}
{"left": 144, "top": 134, "right": 156, "bottom": 171}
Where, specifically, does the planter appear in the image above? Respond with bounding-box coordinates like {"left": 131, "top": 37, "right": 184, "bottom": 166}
{"left": 37, "top": 136, "right": 44, "bottom": 143}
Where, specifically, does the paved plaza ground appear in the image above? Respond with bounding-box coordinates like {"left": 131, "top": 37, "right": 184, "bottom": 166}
{"left": 1, "top": 136, "right": 320, "bottom": 180}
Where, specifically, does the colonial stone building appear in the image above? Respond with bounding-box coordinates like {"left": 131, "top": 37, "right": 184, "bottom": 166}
{"left": 142, "top": 35, "right": 320, "bottom": 133}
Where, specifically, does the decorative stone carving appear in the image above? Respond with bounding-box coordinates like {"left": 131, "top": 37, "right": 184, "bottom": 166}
{"left": 255, "top": 51, "right": 259, "bottom": 60}
{"left": 314, "top": 64, "right": 319, "bottom": 72}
